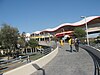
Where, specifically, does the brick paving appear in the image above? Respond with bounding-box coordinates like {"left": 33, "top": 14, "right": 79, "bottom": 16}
{"left": 32, "top": 43, "right": 94, "bottom": 75}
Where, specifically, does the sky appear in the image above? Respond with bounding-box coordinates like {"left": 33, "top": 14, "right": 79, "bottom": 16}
{"left": 0, "top": 0, "right": 100, "bottom": 36}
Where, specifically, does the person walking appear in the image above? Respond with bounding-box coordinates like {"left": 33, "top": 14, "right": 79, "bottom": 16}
{"left": 60, "top": 39, "right": 64, "bottom": 48}
{"left": 68, "top": 37, "right": 73, "bottom": 52}
{"left": 74, "top": 38, "right": 79, "bottom": 52}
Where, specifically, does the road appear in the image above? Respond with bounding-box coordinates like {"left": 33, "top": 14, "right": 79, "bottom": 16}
{"left": 32, "top": 43, "right": 94, "bottom": 75}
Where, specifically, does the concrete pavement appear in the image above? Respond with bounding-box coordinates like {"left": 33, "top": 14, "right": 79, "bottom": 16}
{"left": 32, "top": 43, "right": 94, "bottom": 75}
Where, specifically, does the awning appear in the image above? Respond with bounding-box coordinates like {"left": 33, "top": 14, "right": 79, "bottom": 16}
{"left": 55, "top": 31, "right": 73, "bottom": 37}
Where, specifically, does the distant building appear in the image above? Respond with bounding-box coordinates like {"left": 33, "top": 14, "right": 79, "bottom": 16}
{"left": 31, "top": 16, "right": 100, "bottom": 41}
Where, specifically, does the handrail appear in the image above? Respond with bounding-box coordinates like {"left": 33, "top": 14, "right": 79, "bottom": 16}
{"left": 80, "top": 45, "right": 100, "bottom": 75}
{"left": 2, "top": 46, "right": 58, "bottom": 75}
{"left": 0, "top": 46, "right": 51, "bottom": 74}
{"left": 32, "top": 64, "right": 45, "bottom": 75}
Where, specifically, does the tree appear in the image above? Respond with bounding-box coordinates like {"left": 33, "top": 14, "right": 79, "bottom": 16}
{"left": 28, "top": 39, "right": 38, "bottom": 48}
{"left": 73, "top": 27, "right": 86, "bottom": 44}
{"left": 0, "top": 24, "right": 19, "bottom": 59}
{"left": 95, "top": 34, "right": 100, "bottom": 44}
{"left": 73, "top": 27, "right": 86, "bottom": 38}
{"left": 17, "top": 32, "right": 26, "bottom": 48}
{"left": 0, "top": 32, "right": 2, "bottom": 46}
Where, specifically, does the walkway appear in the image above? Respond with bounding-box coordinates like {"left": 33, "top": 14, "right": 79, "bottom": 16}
{"left": 32, "top": 43, "right": 94, "bottom": 75}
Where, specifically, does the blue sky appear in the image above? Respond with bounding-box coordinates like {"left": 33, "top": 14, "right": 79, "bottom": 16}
{"left": 0, "top": 0, "right": 100, "bottom": 35}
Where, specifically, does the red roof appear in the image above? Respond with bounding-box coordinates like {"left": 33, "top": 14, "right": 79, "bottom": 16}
{"left": 55, "top": 31, "right": 73, "bottom": 37}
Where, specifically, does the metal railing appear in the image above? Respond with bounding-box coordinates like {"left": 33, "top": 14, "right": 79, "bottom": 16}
{"left": 0, "top": 55, "right": 31, "bottom": 74}
{"left": 80, "top": 45, "right": 100, "bottom": 75}
{"left": 0, "top": 41, "right": 57, "bottom": 74}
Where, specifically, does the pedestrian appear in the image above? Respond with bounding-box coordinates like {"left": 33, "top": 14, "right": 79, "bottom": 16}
{"left": 60, "top": 40, "right": 64, "bottom": 46}
{"left": 74, "top": 38, "right": 79, "bottom": 52}
{"left": 59, "top": 39, "right": 64, "bottom": 48}
{"left": 68, "top": 37, "right": 73, "bottom": 52}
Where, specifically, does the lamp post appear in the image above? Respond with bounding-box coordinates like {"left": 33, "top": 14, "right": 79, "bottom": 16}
{"left": 39, "top": 33, "right": 40, "bottom": 42}
{"left": 81, "top": 16, "right": 89, "bottom": 45}
{"left": 48, "top": 33, "right": 51, "bottom": 41}
{"left": 62, "top": 28, "right": 65, "bottom": 42}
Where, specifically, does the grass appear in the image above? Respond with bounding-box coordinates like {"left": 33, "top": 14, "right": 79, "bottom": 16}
{"left": 0, "top": 53, "right": 44, "bottom": 74}
{"left": 30, "top": 53, "right": 44, "bottom": 61}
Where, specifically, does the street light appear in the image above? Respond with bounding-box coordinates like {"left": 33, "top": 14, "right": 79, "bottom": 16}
{"left": 62, "top": 28, "right": 65, "bottom": 42}
{"left": 81, "top": 16, "right": 89, "bottom": 45}
{"left": 48, "top": 33, "right": 51, "bottom": 41}
{"left": 39, "top": 33, "right": 41, "bottom": 42}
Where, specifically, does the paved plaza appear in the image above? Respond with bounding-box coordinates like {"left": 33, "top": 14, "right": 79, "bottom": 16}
{"left": 32, "top": 43, "right": 94, "bottom": 75}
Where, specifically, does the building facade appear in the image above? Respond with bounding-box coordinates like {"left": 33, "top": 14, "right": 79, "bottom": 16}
{"left": 31, "top": 16, "right": 100, "bottom": 41}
